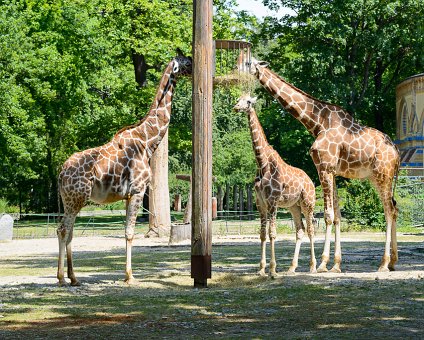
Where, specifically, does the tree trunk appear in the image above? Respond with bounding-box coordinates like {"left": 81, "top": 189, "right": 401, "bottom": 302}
{"left": 216, "top": 186, "right": 223, "bottom": 218}
{"left": 183, "top": 185, "right": 192, "bottom": 224}
{"left": 132, "top": 51, "right": 149, "bottom": 88}
{"left": 374, "top": 59, "right": 384, "bottom": 131}
{"left": 146, "top": 130, "right": 171, "bottom": 237}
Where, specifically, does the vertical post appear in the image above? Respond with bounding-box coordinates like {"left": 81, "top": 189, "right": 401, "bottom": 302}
{"left": 233, "top": 185, "right": 238, "bottom": 217}
{"left": 225, "top": 183, "right": 230, "bottom": 216}
{"left": 217, "top": 186, "right": 223, "bottom": 218}
{"left": 191, "top": 0, "right": 213, "bottom": 288}
{"left": 247, "top": 184, "right": 253, "bottom": 220}
{"left": 239, "top": 186, "right": 244, "bottom": 220}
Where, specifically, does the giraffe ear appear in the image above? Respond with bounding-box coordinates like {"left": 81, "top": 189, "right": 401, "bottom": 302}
{"left": 173, "top": 60, "right": 179, "bottom": 73}
{"left": 176, "top": 48, "right": 185, "bottom": 57}
{"left": 251, "top": 97, "right": 257, "bottom": 104}
{"left": 258, "top": 61, "right": 269, "bottom": 68}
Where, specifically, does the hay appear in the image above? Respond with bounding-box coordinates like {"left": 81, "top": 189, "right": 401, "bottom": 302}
{"left": 213, "top": 71, "right": 256, "bottom": 89}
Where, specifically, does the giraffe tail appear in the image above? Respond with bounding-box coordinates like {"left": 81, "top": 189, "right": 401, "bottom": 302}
{"left": 391, "top": 156, "right": 401, "bottom": 210}
{"left": 57, "top": 169, "right": 63, "bottom": 222}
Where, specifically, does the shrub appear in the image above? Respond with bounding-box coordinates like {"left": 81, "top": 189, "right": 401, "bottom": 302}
{"left": 344, "top": 179, "right": 385, "bottom": 230}
{"left": 0, "top": 198, "right": 20, "bottom": 214}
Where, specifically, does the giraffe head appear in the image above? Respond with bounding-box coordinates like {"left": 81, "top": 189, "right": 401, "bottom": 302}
{"left": 172, "top": 49, "right": 192, "bottom": 77}
{"left": 246, "top": 58, "right": 269, "bottom": 76}
{"left": 233, "top": 94, "right": 257, "bottom": 113}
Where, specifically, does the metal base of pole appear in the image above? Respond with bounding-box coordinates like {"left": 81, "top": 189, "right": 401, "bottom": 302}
{"left": 194, "top": 278, "right": 208, "bottom": 288}
{"left": 191, "top": 255, "right": 211, "bottom": 288}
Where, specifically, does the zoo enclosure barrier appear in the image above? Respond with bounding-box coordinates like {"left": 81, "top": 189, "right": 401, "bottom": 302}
{"left": 9, "top": 209, "right": 327, "bottom": 239}
{"left": 7, "top": 174, "right": 423, "bottom": 239}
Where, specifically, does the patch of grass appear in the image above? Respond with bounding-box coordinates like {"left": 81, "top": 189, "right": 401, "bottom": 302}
{"left": 0, "top": 240, "right": 423, "bottom": 339}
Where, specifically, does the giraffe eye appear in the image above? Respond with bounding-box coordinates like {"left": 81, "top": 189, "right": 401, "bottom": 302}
{"left": 247, "top": 100, "right": 251, "bottom": 105}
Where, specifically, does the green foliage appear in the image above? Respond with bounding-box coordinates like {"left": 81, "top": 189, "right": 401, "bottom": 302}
{"left": 344, "top": 179, "right": 385, "bottom": 230}
{"left": 1, "top": 0, "right": 421, "bottom": 214}
{"left": 0, "top": 198, "right": 20, "bottom": 214}
{"left": 0, "top": 0, "right": 193, "bottom": 212}
{"left": 259, "top": 0, "right": 424, "bottom": 133}
{"left": 259, "top": 98, "right": 318, "bottom": 184}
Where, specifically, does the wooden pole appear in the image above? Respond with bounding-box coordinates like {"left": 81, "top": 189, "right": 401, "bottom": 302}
{"left": 225, "top": 183, "right": 230, "bottom": 218}
{"left": 247, "top": 184, "right": 253, "bottom": 220}
{"left": 217, "top": 186, "right": 223, "bottom": 218}
{"left": 233, "top": 185, "right": 238, "bottom": 216}
{"left": 191, "top": 0, "right": 213, "bottom": 288}
{"left": 239, "top": 186, "right": 244, "bottom": 220}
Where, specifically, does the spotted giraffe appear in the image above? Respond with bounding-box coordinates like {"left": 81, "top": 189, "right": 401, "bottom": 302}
{"left": 234, "top": 94, "right": 317, "bottom": 277}
{"left": 57, "top": 52, "right": 192, "bottom": 286}
{"left": 246, "top": 58, "right": 400, "bottom": 273}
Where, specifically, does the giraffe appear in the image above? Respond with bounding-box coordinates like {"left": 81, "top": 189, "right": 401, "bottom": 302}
{"left": 57, "top": 52, "right": 192, "bottom": 286}
{"left": 245, "top": 58, "right": 400, "bottom": 273}
{"left": 234, "top": 94, "right": 317, "bottom": 277}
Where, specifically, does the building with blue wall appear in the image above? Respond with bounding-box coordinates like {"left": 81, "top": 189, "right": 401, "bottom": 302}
{"left": 396, "top": 74, "right": 424, "bottom": 177}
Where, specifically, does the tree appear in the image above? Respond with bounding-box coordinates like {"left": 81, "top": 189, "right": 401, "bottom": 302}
{"left": 261, "top": 0, "right": 424, "bottom": 133}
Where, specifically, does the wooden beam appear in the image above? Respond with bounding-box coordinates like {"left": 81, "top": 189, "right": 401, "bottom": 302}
{"left": 191, "top": 0, "right": 213, "bottom": 288}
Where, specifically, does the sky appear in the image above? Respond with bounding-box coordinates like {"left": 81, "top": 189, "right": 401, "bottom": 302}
{"left": 235, "top": 0, "right": 295, "bottom": 18}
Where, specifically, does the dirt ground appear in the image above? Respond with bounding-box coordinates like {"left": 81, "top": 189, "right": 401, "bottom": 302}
{"left": 0, "top": 231, "right": 423, "bottom": 339}
{"left": 0, "top": 231, "right": 423, "bottom": 285}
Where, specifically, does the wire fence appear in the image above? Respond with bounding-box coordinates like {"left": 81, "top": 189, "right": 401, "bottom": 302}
{"left": 3, "top": 176, "right": 423, "bottom": 239}
{"left": 397, "top": 180, "right": 424, "bottom": 228}
{"left": 7, "top": 209, "right": 331, "bottom": 239}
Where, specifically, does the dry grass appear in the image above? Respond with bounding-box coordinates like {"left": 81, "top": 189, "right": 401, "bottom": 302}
{"left": 0, "top": 234, "right": 423, "bottom": 339}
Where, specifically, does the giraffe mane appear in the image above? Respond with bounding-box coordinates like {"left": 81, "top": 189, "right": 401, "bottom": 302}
{"left": 267, "top": 68, "right": 353, "bottom": 116}
{"left": 114, "top": 63, "right": 175, "bottom": 137}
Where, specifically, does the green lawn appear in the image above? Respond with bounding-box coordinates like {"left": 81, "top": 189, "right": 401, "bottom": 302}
{"left": 0, "top": 237, "right": 423, "bottom": 339}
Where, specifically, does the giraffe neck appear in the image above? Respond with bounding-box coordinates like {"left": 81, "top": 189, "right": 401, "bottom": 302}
{"left": 247, "top": 108, "right": 271, "bottom": 169}
{"left": 117, "top": 62, "right": 176, "bottom": 156}
{"left": 256, "top": 66, "right": 325, "bottom": 137}
{"left": 144, "top": 63, "right": 176, "bottom": 150}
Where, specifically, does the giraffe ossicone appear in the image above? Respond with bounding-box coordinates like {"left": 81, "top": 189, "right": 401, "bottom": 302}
{"left": 234, "top": 94, "right": 317, "bottom": 276}
{"left": 56, "top": 51, "right": 192, "bottom": 286}
{"left": 245, "top": 58, "right": 400, "bottom": 273}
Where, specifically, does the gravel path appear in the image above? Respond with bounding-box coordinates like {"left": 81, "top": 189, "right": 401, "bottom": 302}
{"left": 0, "top": 232, "right": 422, "bottom": 286}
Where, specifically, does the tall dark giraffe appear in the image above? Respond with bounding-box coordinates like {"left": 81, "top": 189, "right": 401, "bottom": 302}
{"left": 246, "top": 58, "right": 400, "bottom": 273}
{"left": 234, "top": 94, "right": 317, "bottom": 276}
{"left": 57, "top": 52, "right": 192, "bottom": 286}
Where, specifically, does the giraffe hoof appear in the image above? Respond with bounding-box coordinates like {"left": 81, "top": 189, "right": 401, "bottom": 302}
{"left": 317, "top": 265, "right": 328, "bottom": 273}
{"left": 269, "top": 272, "right": 278, "bottom": 279}
{"left": 70, "top": 280, "right": 81, "bottom": 287}
{"left": 124, "top": 277, "right": 137, "bottom": 285}
{"left": 257, "top": 270, "right": 267, "bottom": 277}
{"left": 378, "top": 266, "right": 390, "bottom": 273}
{"left": 58, "top": 279, "right": 68, "bottom": 287}
{"left": 287, "top": 267, "right": 296, "bottom": 275}
{"left": 309, "top": 268, "right": 317, "bottom": 274}
{"left": 330, "top": 267, "right": 341, "bottom": 273}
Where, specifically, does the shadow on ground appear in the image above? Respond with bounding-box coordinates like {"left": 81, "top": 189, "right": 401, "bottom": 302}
{"left": 0, "top": 239, "right": 423, "bottom": 339}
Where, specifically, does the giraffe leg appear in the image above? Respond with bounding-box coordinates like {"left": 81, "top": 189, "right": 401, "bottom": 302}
{"left": 304, "top": 208, "right": 317, "bottom": 273}
{"left": 389, "top": 202, "right": 398, "bottom": 271}
{"left": 371, "top": 177, "right": 398, "bottom": 272}
{"left": 317, "top": 170, "right": 335, "bottom": 273}
{"left": 57, "top": 211, "right": 78, "bottom": 286}
{"left": 287, "top": 205, "right": 304, "bottom": 274}
{"left": 66, "top": 227, "right": 80, "bottom": 286}
{"left": 258, "top": 211, "right": 267, "bottom": 277}
{"left": 124, "top": 192, "right": 144, "bottom": 284}
{"left": 57, "top": 221, "right": 68, "bottom": 286}
{"left": 255, "top": 193, "right": 267, "bottom": 277}
{"left": 330, "top": 178, "right": 342, "bottom": 273}
{"left": 268, "top": 206, "right": 278, "bottom": 278}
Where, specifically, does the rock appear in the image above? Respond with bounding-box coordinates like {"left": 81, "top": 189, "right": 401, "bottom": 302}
{"left": 0, "top": 214, "right": 14, "bottom": 241}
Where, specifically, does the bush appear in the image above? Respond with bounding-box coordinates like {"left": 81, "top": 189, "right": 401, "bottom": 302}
{"left": 0, "top": 198, "right": 20, "bottom": 214}
{"left": 344, "top": 179, "right": 385, "bottom": 230}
